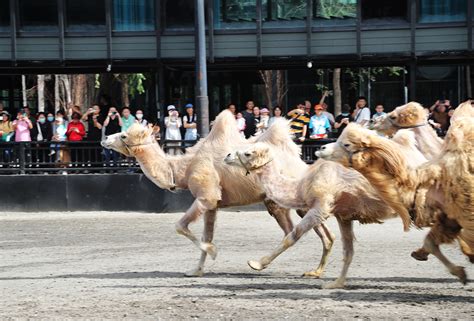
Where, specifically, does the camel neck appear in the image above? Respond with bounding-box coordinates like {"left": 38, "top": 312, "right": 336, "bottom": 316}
{"left": 256, "top": 161, "right": 304, "bottom": 209}
{"left": 133, "top": 143, "right": 191, "bottom": 189}
{"left": 411, "top": 126, "right": 443, "bottom": 160}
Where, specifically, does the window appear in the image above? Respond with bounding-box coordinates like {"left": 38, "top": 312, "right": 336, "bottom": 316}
{"left": 165, "top": 0, "right": 195, "bottom": 29}
{"left": 313, "top": 0, "right": 356, "bottom": 27}
{"left": 214, "top": 0, "right": 257, "bottom": 29}
{"left": 19, "top": 0, "right": 58, "bottom": 32}
{"left": 113, "top": 0, "right": 155, "bottom": 31}
{"left": 419, "top": 0, "right": 467, "bottom": 23}
{"left": 264, "top": 0, "right": 307, "bottom": 28}
{"left": 362, "top": 0, "right": 408, "bottom": 24}
{"left": 0, "top": 1, "right": 10, "bottom": 32}
{"left": 66, "top": 0, "right": 106, "bottom": 32}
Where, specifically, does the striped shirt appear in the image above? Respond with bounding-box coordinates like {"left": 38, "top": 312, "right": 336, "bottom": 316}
{"left": 288, "top": 110, "right": 310, "bottom": 135}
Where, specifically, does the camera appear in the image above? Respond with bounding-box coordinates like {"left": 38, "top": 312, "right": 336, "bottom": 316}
{"left": 112, "top": 111, "right": 117, "bottom": 115}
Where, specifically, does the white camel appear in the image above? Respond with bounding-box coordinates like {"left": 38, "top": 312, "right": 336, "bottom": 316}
{"left": 101, "top": 111, "right": 335, "bottom": 277}
{"left": 224, "top": 132, "right": 419, "bottom": 288}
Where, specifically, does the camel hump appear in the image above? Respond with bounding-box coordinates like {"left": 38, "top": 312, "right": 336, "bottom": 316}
{"left": 392, "top": 130, "right": 417, "bottom": 149}
{"left": 206, "top": 110, "right": 239, "bottom": 141}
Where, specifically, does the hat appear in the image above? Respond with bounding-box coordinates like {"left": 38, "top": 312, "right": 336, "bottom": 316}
{"left": 1, "top": 110, "right": 10, "bottom": 116}
{"left": 185, "top": 103, "right": 193, "bottom": 109}
{"left": 167, "top": 105, "right": 176, "bottom": 111}
{"left": 314, "top": 104, "right": 324, "bottom": 110}
{"left": 260, "top": 108, "right": 270, "bottom": 113}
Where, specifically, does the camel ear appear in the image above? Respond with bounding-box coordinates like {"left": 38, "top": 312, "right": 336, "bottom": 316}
{"left": 359, "top": 134, "right": 373, "bottom": 147}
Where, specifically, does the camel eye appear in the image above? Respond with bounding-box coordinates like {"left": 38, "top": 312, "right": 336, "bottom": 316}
{"left": 344, "top": 143, "right": 350, "bottom": 147}
{"left": 390, "top": 115, "right": 396, "bottom": 120}
{"left": 244, "top": 152, "right": 251, "bottom": 157}
{"left": 121, "top": 134, "right": 127, "bottom": 139}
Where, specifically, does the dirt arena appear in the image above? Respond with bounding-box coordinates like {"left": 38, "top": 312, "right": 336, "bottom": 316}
{"left": 1, "top": 211, "right": 473, "bottom": 319}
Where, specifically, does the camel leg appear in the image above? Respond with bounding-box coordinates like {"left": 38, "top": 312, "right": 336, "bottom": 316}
{"left": 175, "top": 199, "right": 217, "bottom": 258}
{"left": 186, "top": 209, "right": 218, "bottom": 277}
{"left": 295, "top": 209, "right": 336, "bottom": 278}
{"left": 423, "top": 234, "right": 467, "bottom": 284}
{"left": 248, "top": 200, "right": 331, "bottom": 272}
{"left": 264, "top": 198, "right": 294, "bottom": 235}
{"left": 323, "top": 219, "right": 354, "bottom": 289}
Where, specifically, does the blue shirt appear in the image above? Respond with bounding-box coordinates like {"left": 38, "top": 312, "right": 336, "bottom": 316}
{"left": 309, "top": 114, "right": 330, "bottom": 136}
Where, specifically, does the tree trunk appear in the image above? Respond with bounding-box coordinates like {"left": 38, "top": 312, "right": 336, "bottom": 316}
{"left": 54, "top": 75, "right": 61, "bottom": 112}
{"left": 466, "top": 66, "right": 472, "bottom": 99}
{"left": 276, "top": 70, "right": 287, "bottom": 108}
{"left": 333, "top": 68, "right": 342, "bottom": 115}
{"left": 259, "top": 70, "right": 273, "bottom": 109}
{"left": 121, "top": 74, "right": 130, "bottom": 108}
{"left": 72, "top": 74, "right": 87, "bottom": 112}
{"left": 60, "top": 74, "right": 72, "bottom": 105}
{"left": 37, "top": 75, "right": 45, "bottom": 112}
{"left": 21, "top": 75, "right": 27, "bottom": 108}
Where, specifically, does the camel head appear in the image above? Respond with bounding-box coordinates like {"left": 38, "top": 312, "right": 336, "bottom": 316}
{"left": 317, "top": 123, "right": 407, "bottom": 178}
{"left": 101, "top": 124, "right": 155, "bottom": 157}
{"left": 373, "top": 102, "right": 427, "bottom": 136}
{"left": 224, "top": 142, "right": 273, "bottom": 174}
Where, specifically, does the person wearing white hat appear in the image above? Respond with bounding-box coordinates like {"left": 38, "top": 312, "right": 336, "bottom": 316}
{"left": 164, "top": 105, "right": 182, "bottom": 155}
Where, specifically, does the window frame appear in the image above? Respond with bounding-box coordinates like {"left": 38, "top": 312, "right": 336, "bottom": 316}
{"left": 16, "top": 0, "right": 60, "bottom": 35}
{"left": 64, "top": 0, "right": 107, "bottom": 35}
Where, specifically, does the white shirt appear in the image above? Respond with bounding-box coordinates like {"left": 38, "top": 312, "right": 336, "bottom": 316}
{"left": 354, "top": 107, "right": 371, "bottom": 124}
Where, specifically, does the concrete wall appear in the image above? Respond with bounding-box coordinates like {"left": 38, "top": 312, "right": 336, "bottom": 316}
{"left": 0, "top": 174, "right": 194, "bottom": 213}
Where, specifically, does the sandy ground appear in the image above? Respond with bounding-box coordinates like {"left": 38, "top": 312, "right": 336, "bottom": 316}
{"left": 1, "top": 211, "right": 473, "bottom": 320}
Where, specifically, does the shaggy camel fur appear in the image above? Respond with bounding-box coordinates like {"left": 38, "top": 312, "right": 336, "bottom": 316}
{"left": 373, "top": 101, "right": 443, "bottom": 160}
{"left": 318, "top": 123, "right": 473, "bottom": 283}
{"left": 225, "top": 141, "right": 406, "bottom": 289}
{"left": 101, "top": 111, "right": 335, "bottom": 277}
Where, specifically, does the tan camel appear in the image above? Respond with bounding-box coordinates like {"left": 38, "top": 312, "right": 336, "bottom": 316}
{"left": 101, "top": 111, "right": 335, "bottom": 277}
{"left": 373, "top": 101, "right": 443, "bottom": 160}
{"left": 318, "top": 123, "right": 473, "bottom": 283}
{"left": 224, "top": 140, "right": 409, "bottom": 289}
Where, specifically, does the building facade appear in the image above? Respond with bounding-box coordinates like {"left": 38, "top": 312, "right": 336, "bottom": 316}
{"left": 0, "top": 0, "right": 472, "bottom": 118}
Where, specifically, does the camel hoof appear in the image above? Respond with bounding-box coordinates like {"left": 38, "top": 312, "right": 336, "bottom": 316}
{"left": 248, "top": 260, "right": 264, "bottom": 271}
{"left": 411, "top": 249, "right": 429, "bottom": 261}
{"left": 302, "top": 270, "right": 323, "bottom": 278}
{"left": 451, "top": 266, "right": 468, "bottom": 285}
{"left": 322, "top": 280, "right": 345, "bottom": 289}
{"left": 200, "top": 242, "right": 217, "bottom": 260}
{"left": 185, "top": 269, "right": 204, "bottom": 277}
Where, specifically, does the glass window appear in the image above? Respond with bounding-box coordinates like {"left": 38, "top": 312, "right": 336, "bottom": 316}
{"left": 0, "top": 1, "right": 9, "bottom": 32}
{"left": 113, "top": 0, "right": 155, "bottom": 31}
{"left": 19, "top": 0, "right": 58, "bottom": 32}
{"left": 66, "top": 0, "right": 106, "bottom": 32}
{"left": 214, "top": 0, "right": 257, "bottom": 29}
{"left": 165, "top": 0, "right": 195, "bottom": 29}
{"left": 313, "top": 0, "right": 356, "bottom": 27}
{"left": 362, "top": 0, "right": 408, "bottom": 24}
{"left": 264, "top": 0, "right": 307, "bottom": 28}
{"left": 419, "top": 0, "right": 467, "bottom": 23}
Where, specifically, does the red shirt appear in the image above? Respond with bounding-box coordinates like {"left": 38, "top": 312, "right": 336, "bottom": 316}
{"left": 67, "top": 121, "right": 86, "bottom": 141}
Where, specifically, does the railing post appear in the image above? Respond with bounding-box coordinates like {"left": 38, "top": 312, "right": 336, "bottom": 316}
{"left": 19, "top": 142, "right": 26, "bottom": 175}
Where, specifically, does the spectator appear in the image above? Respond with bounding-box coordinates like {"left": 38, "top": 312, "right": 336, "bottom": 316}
{"left": 321, "top": 103, "right": 335, "bottom": 128}
{"left": 309, "top": 104, "right": 331, "bottom": 139}
{"left": 0, "top": 102, "right": 4, "bottom": 113}
{"left": 121, "top": 107, "right": 136, "bottom": 132}
{"left": 183, "top": 104, "right": 198, "bottom": 144}
{"left": 252, "top": 106, "right": 261, "bottom": 136}
{"left": 22, "top": 106, "right": 36, "bottom": 124}
{"left": 353, "top": 96, "right": 371, "bottom": 127}
{"left": 50, "top": 111, "right": 68, "bottom": 161}
{"left": 0, "top": 111, "right": 13, "bottom": 142}
{"left": 12, "top": 111, "right": 33, "bottom": 142}
{"left": 258, "top": 108, "right": 270, "bottom": 134}
{"left": 227, "top": 103, "right": 237, "bottom": 115}
{"left": 372, "top": 103, "right": 386, "bottom": 123}
{"left": 135, "top": 109, "right": 148, "bottom": 127}
{"left": 103, "top": 107, "right": 122, "bottom": 165}
{"left": 242, "top": 100, "right": 256, "bottom": 138}
{"left": 287, "top": 102, "right": 310, "bottom": 142}
{"left": 268, "top": 106, "right": 283, "bottom": 127}
{"left": 47, "top": 112, "right": 55, "bottom": 123}
{"left": 164, "top": 105, "right": 182, "bottom": 155}
{"left": 430, "top": 99, "right": 452, "bottom": 113}
{"left": 67, "top": 112, "right": 86, "bottom": 164}
{"left": 236, "top": 112, "right": 246, "bottom": 137}
{"left": 32, "top": 112, "right": 53, "bottom": 142}
{"left": 334, "top": 104, "right": 353, "bottom": 138}
{"left": 429, "top": 103, "right": 450, "bottom": 136}
{"left": 81, "top": 105, "right": 104, "bottom": 141}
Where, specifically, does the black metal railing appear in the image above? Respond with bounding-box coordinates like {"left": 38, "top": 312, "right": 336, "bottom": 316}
{"left": 0, "top": 138, "right": 333, "bottom": 174}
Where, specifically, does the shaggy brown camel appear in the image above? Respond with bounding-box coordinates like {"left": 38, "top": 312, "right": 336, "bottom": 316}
{"left": 373, "top": 101, "right": 443, "bottom": 160}
{"left": 101, "top": 111, "right": 335, "bottom": 277}
{"left": 225, "top": 141, "right": 408, "bottom": 289}
{"left": 318, "top": 122, "right": 473, "bottom": 283}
